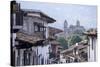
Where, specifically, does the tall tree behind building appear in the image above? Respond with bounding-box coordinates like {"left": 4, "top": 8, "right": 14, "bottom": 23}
{"left": 57, "top": 37, "right": 68, "bottom": 49}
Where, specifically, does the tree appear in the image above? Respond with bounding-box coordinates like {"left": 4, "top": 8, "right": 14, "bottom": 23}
{"left": 69, "top": 35, "right": 82, "bottom": 46}
{"left": 57, "top": 37, "right": 68, "bottom": 49}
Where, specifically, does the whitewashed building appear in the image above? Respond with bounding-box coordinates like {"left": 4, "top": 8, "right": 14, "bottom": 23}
{"left": 84, "top": 29, "right": 97, "bottom": 62}
{"left": 11, "top": 1, "right": 56, "bottom": 66}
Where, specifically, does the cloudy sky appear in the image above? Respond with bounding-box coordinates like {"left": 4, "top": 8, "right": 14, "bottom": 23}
{"left": 17, "top": 0, "right": 97, "bottom": 30}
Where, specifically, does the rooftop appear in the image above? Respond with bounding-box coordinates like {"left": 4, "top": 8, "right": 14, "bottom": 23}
{"left": 61, "top": 40, "right": 88, "bottom": 54}
{"left": 49, "top": 26, "right": 63, "bottom": 35}
{"left": 16, "top": 32, "right": 44, "bottom": 45}
{"left": 84, "top": 28, "right": 97, "bottom": 36}
{"left": 21, "top": 9, "right": 56, "bottom": 23}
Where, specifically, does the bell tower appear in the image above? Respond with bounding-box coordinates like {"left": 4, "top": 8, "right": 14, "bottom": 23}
{"left": 64, "top": 20, "right": 68, "bottom": 34}
{"left": 76, "top": 20, "right": 80, "bottom": 27}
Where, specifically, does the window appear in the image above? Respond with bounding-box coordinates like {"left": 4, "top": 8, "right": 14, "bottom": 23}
{"left": 34, "top": 24, "right": 38, "bottom": 32}
{"left": 34, "top": 22, "right": 45, "bottom": 32}
{"left": 16, "top": 11, "right": 23, "bottom": 25}
{"left": 34, "top": 22, "right": 39, "bottom": 32}
{"left": 40, "top": 27, "right": 43, "bottom": 31}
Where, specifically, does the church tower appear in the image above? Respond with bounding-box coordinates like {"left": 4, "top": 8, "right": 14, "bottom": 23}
{"left": 76, "top": 20, "right": 80, "bottom": 27}
{"left": 64, "top": 20, "right": 68, "bottom": 34}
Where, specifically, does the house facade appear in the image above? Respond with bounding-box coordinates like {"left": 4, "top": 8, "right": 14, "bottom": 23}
{"left": 84, "top": 29, "right": 97, "bottom": 62}
{"left": 48, "top": 27, "right": 63, "bottom": 64}
{"left": 11, "top": 1, "right": 23, "bottom": 66}
{"left": 11, "top": 1, "right": 56, "bottom": 66}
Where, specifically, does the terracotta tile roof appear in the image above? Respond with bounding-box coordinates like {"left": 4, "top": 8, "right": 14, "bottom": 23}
{"left": 49, "top": 26, "right": 63, "bottom": 35}
{"left": 48, "top": 27, "right": 63, "bottom": 40}
{"left": 61, "top": 40, "right": 88, "bottom": 54}
{"left": 84, "top": 28, "right": 97, "bottom": 36}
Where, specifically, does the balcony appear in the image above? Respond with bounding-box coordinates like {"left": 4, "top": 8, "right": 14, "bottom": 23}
{"left": 13, "top": 25, "right": 22, "bottom": 30}
{"left": 33, "top": 32, "right": 46, "bottom": 39}
{"left": 16, "top": 30, "right": 46, "bottom": 44}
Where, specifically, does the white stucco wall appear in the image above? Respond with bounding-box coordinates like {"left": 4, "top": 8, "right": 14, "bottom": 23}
{"left": 13, "top": 13, "right": 16, "bottom": 25}
{"left": 44, "top": 22, "right": 48, "bottom": 39}
{"left": 88, "top": 36, "right": 97, "bottom": 62}
{"left": 60, "top": 54, "right": 66, "bottom": 63}
{"left": 12, "top": 33, "right": 16, "bottom": 47}
{"left": 35, "top": 45, "right": 50, "bottom": 64}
